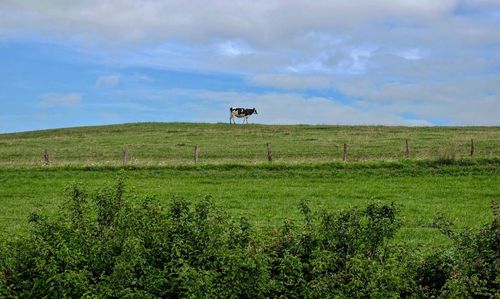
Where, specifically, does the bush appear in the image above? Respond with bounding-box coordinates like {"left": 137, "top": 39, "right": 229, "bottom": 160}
{"left": 0, "top": 176, "right": 269, "bottom": 298}
{"left": 423, "top": 203, "right": 500, "bottom": 298}
{"left": 266, "top": 200, "right": 407, "bottom": 298}
{"left": 1, "top": 175, "right": 498, "bottom": 298}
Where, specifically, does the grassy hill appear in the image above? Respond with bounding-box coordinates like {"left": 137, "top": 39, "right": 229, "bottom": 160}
{"left": 1, "top": 123, "right": 499, "bottom": 246}
{"left": 1, "top": 122, "right": 499, "bottom": 166}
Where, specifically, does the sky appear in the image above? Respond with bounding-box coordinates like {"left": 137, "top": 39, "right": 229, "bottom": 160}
{"left": 1, "top": 0, "right": 499, "bottom": 133}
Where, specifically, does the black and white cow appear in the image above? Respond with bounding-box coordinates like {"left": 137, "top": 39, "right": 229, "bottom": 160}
{"left": 229, "top": 107, "right": 258, "bottom": 124}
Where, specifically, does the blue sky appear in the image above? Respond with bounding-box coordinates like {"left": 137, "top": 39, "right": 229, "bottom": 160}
{"left": 1, "top": 1, "right": 499, "bottom": 133}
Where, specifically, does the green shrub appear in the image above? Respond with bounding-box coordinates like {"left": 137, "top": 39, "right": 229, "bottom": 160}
{"left": 265, "top": 200, "right": 407, "bottom": 298}
{"left": 416, "top": 203, "right": 500, "bottom": 298}
{"left": 1, "top": 175, "right": 498, "bottom": 298}
{"left": 0, "top": 176, "right": 270, "bottom": 298}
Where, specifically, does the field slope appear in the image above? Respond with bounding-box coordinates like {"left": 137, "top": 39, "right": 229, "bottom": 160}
{"left": 1, "top": 123, "right": 499, "bottom": 246}
{"left": 1, "top": 122, "right": 500, "bottom": 166}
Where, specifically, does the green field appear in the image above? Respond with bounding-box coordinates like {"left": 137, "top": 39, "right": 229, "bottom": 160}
{"left": 1, "top": 123, "right": 500, "bottom": 166}
{"left": 1, "top": 123, "right": 499, "bottom": 247}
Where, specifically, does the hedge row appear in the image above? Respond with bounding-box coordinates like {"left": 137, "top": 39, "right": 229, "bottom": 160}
{"left": 1, "top": 176, "right": 498, "bottom": 298}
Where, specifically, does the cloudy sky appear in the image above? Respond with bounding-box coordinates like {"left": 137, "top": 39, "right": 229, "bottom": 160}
{"left": 1, "top": 0, "right": 499, "bottom": 132}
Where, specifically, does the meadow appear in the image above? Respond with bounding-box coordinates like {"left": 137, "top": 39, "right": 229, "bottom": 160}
{"left": 1, "top": 123, "right": 499, "bottom": 247}
{"left": 1, "top": 123, "right": 499, "bottom": 166}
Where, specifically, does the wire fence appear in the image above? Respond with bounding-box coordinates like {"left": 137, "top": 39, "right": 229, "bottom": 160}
{"left": 25, "top": 138, "right": 494, "bottom": 167}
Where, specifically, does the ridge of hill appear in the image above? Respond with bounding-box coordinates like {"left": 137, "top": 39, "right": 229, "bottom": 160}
{"left": 1, "top": 122, "right": 499, "bottom": 166}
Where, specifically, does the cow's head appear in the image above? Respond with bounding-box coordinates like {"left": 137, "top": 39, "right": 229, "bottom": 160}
{"left": 253, "top": 108, "right": 258, "bottom": 115}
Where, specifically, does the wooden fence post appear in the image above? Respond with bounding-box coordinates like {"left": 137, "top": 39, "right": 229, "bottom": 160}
{"left": 343, "top": 143, "right": 348, "bottom": 162}
{"left": 123, "top": 146, "right": 129, "bottom": 166}
{"left": 267, "top": 143, "right": 273, "bottom": 162}
{"left": 406, "top": 139, "right": 410, "bottom": 159}
{"left": 470, "top": 139, "right": 474, "bottom": 157}
{"left": 194, "top": 145, "right": 199, "bottom": 163}
{"left": 43, "top": 148, "right": 49, "bottom": 166}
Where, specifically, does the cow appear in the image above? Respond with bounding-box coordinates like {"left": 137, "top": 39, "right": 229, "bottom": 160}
{"left": 229, "top": 107, "right": 258, "bottom": 124}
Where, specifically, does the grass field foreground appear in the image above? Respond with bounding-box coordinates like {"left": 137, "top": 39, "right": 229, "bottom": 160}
{"left": 1, "top": 159, "right": 498, "bottom": 247}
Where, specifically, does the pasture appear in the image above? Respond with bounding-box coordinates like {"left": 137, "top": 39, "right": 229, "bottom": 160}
{"left": 1, "top": 123, "right": 499, "bottom": 247}
{"left": 1, "top": 123, "right": 499, "bottom": 166}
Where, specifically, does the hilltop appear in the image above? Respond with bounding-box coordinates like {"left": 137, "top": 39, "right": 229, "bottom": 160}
{"left": 1, "top": 122, "right": 499, "bottom": 166}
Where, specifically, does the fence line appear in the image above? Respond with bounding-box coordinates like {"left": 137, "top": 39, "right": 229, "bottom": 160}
{"left": 36, "top": 139, "right": 486, "bottom": 166}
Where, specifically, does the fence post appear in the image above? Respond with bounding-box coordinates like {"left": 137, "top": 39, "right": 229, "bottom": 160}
{"left": 194, "top": 145, "right": 199, "bottom": 163}
{"left": 43, "top": 148, "right": 50, "bottom": 166}
{"left": 470, "top": 139, "right": 474, "bottom": 157}
{"left": 267, "top": 143, "right": 272, "bottom": 162}
{"left": 406, "top": 139, "right": 410, "bottom": 159}
{"left": 123, "top": 146, "right": 128, "bottom": 166}
{"left": 343, "top": 143, "right": 348, "bottom": 162}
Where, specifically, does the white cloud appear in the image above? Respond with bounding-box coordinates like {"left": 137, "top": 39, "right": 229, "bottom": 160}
{"left": 2, "top": 1, "right": 495, "bottom": 78}
{"left": 38, "top": 93, "right": 82, "bottom": 108}
{"left": 160, "top": 88, "right": 434, "bottom": 125}
{"left": 249, "top": 74, "right": 332, "bottom": 89}
{"left": 216, "top": 40, "right": 254, "bottom": 57}
{"left": 95, "top": 75, "right": 120, "bottom": 88}
{"left": 2, "top": 1, "right": 499, "bottom": 126}
{"left": 393, "top": 48, "right": 424, "bottom": 60}
{"left": 336, "top": 74, "right": 500, "bottom": 125}
{"left": 0, "top": 1, "right": 460, "bottom": 45}
{"left": 156, "top": 82, "right": 500, "bottom": 125}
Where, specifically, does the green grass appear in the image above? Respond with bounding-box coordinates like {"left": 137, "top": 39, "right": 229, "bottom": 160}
{"left": 1, "top": 160, "right": 499, "bottom": 247}
{"left": 1, "top": 123, "right": 499, "bottom": 166}
{"left": 1, "top": 123, "right": 499, "bottom": 246}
